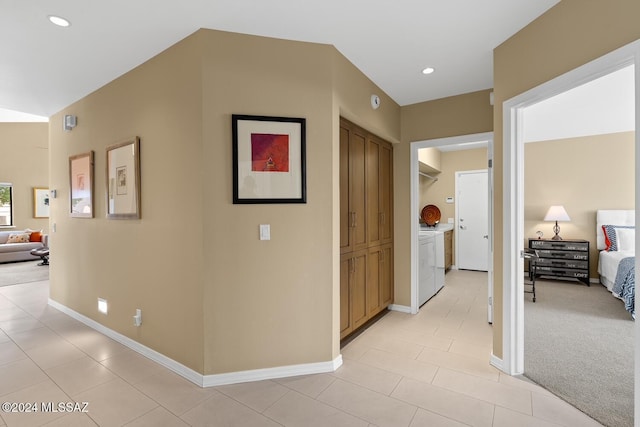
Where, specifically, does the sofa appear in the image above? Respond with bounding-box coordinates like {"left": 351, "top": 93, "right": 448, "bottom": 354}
{"left": 0, "top": 229, "right": 48, "bottom": 263}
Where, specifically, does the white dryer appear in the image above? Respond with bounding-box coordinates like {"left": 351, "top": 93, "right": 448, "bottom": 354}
{"left": 418, "top": 229, "right": 445, "bottom": 307}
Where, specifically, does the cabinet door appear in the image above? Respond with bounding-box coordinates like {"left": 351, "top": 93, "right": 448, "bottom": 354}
{"left": 367, "top": 247, "right": 382, "bottom": 316}
{"left": 351, "top": 251, "right": 369, "bottom": 330}
{"left": 380, "top": 244, "right": 393, "bottom": 307}
{"left": 379, "top": 141, "right": 393, "bottom": 243}
{"left": 340, "top": 254, "right": 352, "bottom": 338}
{"left": 339, "top": 126, "right": 350, "bottom": 254}
{"left": 350, "top": 131, "right": 368, "bottom": 251}
{"left": 367, "top": 244, "right": 394, "bottom": 317}
{"left": 340, "top": 122, "right": 368, "bottom": 254}
{"left": 367, "top": 138, "right": 393, "bottom": 247}
{"left": 444, "top": 230, "right": 453, "bottom": 270}
{"left": 367, "top": 138, "right": 381, "bottom": 246}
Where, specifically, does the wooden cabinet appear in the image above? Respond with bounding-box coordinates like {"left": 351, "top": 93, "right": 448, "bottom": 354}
{"left": 444, "top": 229, "right": 453, "bottom": 271}
{"left": 529, "top": 239, "right": 590, "bottom": 286}
{"left": 340, "top": 118, "right": 394, "bottom": 340}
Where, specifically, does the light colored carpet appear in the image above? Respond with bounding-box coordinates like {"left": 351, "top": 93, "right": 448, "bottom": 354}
{"left": 524, "top": 278, "right": 633, "bottom": 427}
{"left": 0, "top": 260, "right": 49, "bottom": 287}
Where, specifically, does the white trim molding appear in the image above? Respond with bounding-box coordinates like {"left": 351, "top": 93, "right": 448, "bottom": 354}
{"left": 203, "top": 356, "right": 342, "bottom": 387}
{"left": 388, "top": 304, "right": 412, "bottom": 313}
{"left": 490, "top": 353, "right": 504, "bottom": 373}
{"left": 48, "top": 299, "right": 342, "bottom": 388}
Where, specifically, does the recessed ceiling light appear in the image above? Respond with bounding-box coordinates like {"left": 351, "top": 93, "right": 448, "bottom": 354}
{"left": 422, "top": 67, "right": 435, "bottom": 75}
{"left": 48, "top": 15, "right": 71, "bottom": 27}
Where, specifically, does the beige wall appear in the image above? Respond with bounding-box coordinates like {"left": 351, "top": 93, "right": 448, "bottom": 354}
{"left": 0, "top": 123, "right": 49, "bottom": 233}
{"left": 49, "top": 33, "right": 206, "bottom": 372}
{"left": 49, "top": 29, "right": 400, "bottom": 376}
{"left": 493, "top": 0, "right": 640, "bottom": 358}
{"left": 525, "top": 132, "right": 634, "bottom": 278}
{"left": 395, "top": 90, "right": 493, "bottom": 306}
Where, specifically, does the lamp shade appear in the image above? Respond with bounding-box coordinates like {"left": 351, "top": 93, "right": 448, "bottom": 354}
{"left": 544, "top": 205, "right": 571, "bottom": 222}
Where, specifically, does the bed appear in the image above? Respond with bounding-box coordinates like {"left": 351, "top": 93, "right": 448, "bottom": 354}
{"left": 596, "top": 209, "right": 635, "bottom": 319}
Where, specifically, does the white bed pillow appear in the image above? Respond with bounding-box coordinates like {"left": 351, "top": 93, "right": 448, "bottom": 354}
{"left": 615, "top": 227, "right": 635, "bottom": 252}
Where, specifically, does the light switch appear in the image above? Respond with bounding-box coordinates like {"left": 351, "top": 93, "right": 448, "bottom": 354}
{"left": 259, "top": 224, "right": 270, "bottom": 241}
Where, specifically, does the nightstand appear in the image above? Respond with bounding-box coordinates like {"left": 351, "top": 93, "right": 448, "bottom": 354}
{"left": 528, "top": 239, "right": 590, "bottom": 286}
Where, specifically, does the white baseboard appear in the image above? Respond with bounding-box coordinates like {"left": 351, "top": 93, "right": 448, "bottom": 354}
{"left": 48, "top": 298, "right": 342, "bottom": 388}
{"left": 490, "top": 353, "right": 505, "bottom": 373}
{"left": 388, "top": 304, "right": 412, "bottom": 313}
{"left": 203, "top": 356, "right": 342, "bottom": 387}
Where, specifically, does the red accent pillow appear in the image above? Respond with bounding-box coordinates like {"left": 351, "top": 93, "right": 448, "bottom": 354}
{"left": 602, "top": 225, "right": 611, "bottom": 251}
{"left": 602, "top": 225, "right": 611, "bottom": 250}
{"left": 29, "top": 231, "right": 42, "bottom": 242}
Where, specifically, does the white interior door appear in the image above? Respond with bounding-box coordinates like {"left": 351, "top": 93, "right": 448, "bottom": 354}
{"left": 456, "top": 170, "right": 489, "bottom": 271}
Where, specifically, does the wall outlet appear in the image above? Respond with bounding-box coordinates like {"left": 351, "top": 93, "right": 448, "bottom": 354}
{"left": 448, "top": 218, "right": 454, "bottom": 224}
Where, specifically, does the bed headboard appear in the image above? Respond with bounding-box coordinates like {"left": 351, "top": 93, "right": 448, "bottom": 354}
{"left": 596, "top": 210, "right": 635, "bottom": 250}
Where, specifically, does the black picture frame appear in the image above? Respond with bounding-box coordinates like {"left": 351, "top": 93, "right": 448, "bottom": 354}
{"left": 232, "top": 114, "right": 306, "bottom": 204}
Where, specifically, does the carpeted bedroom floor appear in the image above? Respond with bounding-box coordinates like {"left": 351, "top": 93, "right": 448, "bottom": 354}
{"left": 0, "top": 260, "right": 49, "bottom": 287}
{"left": 524, "top": 278, "right": 633, "bottom": 427}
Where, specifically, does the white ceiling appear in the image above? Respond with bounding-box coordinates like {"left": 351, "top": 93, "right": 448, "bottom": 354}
{"left": 1, "top": 0, "right": 560, "bottom": 121}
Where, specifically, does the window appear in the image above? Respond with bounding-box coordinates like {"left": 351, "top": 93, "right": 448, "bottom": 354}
{"left": 0, "top": 183, "right": 13, "bottom": 227}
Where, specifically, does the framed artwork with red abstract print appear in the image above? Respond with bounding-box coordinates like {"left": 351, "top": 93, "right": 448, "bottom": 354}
{"left": 232, "top": 114, "right": 306, "bottom": 204}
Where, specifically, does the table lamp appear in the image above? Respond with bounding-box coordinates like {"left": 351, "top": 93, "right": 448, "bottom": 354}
{"left": 544, "top": 205, "right": 570, "bottom": 240}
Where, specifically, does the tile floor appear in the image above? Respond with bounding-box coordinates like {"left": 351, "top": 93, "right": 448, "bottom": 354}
{"left": 0, "top": 270, "right": 602, "bottom": 426}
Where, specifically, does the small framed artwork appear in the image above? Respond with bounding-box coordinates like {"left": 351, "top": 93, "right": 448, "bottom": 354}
{"left": 232, "top": 114, "right": 306, "bottom": 204}
{"left": 106, "top": 137, "right": 141, "bottom": 219}
{"left": 33, "top": 187, "right": 50, "bottom": 218}
{"left": 69, "top": 151, "right": 94, "bottom": 218}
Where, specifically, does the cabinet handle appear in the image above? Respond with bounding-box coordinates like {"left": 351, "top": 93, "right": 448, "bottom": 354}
{"left": 379, "top": 212, "right": 385, "bottom": 225}
{"left": 350, "top": 257, "right": 356, "bottom": 273}
{"left": 380, "top": 251, "right": 384, "bottom": 262}
{"left": 353, "top": 212, "right": 357, "bottom": 228}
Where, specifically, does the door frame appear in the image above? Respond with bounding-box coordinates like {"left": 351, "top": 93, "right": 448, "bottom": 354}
{"left": 455, "top": 169, "right": 489, "bottom": 272}
{"left": 410, "top": 132, "right": 494, "bottom": 315}
{"left": 500, "top": 39, "right": 640, "bottom": 376}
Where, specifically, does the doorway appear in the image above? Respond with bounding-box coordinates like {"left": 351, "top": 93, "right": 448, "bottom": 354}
{"left": 410, "top": 132, "right": 494, "bottom": 317}
{"left": 501, "top": 39, "right": 640, "bottom": 384}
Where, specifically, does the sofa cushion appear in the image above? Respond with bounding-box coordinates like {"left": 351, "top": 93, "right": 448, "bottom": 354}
{"left": 0, "top": 231, "right": 12, "bottom": 244}
{"left": 6, "top": 233, "right": 31, "bottom": 244}
{"left": 0, "top": 230, "right": 33, "bottom": 244}
{"left": 25, "top": 229, "right": 43, "bottom": 242}
{"left": 0, "top": 242, "right": 43, "bottom": 253}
